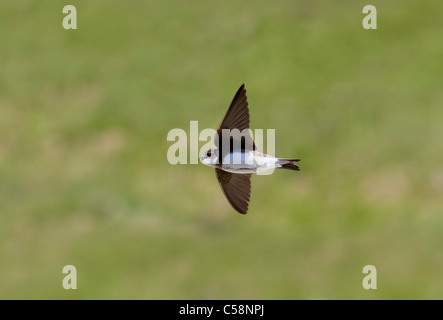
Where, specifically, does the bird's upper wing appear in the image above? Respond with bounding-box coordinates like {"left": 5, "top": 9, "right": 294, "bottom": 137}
{"left": 215, "top": 85, "right": 256, "bottom": 162}
{"left": 215, "top": 168, "right": 252, "bottom": 214}
{"left": 217, "top": 84, "right": 250, "bottom": 132}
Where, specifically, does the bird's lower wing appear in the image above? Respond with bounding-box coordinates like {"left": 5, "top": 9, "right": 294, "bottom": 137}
{"left": 215, "top": 168, "right": 252, "bottom": 214}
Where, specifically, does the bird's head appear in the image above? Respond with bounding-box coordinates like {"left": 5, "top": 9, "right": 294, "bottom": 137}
{"left": 199, "top": 149, "right": 218, "bottom": 167}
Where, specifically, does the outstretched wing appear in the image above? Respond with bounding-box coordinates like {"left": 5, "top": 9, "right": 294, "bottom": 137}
{"left": 218, "top": 84, "right": 250, "bottom": 132}
{"left": 215, "top": 168, "right": 252, "bottom": 214}
{"left": 215, "top": 84, "right": 256, "bottom": 163}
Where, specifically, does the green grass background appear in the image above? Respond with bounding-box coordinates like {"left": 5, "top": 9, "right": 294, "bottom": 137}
{"left": 0, "top": 0, "right": 442, "bottom": 299}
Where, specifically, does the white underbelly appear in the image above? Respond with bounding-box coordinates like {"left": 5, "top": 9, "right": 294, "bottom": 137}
{"left": 220, "top": 151, "right": 278, "bottom": 174}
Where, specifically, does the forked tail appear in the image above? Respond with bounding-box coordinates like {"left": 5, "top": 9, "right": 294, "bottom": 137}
{"left": 277, "top": 158, "right": 300, "bottom": 171}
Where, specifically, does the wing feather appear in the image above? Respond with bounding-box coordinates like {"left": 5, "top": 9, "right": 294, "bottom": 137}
{"left": 215, "top": 168, "right": 252, "bottom": 214}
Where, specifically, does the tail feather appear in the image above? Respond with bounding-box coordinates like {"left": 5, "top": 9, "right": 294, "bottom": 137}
{"left": 277, "top": 158, "right": 300, "bottom": 171}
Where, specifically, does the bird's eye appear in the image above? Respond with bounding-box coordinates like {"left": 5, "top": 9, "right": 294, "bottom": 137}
{"left": 207, "top": 151, "right": 211, "bottom": 157}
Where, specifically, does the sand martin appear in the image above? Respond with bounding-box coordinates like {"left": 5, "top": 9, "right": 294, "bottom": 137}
{"left": 199, "top": 84, "right": 300, "bottom": 214}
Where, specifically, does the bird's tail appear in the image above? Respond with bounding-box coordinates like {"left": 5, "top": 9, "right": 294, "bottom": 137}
{"left": 277, "top": 158, "right": 300, "bottom": 171}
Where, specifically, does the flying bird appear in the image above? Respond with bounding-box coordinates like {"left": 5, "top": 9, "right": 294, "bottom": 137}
{"left": 199, "top": 84, "right": 300, "bottom": 214}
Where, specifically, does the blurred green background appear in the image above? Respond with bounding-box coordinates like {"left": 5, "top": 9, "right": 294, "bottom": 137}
{"left": 1, "top": 0, "right": 442, "bottom": 299}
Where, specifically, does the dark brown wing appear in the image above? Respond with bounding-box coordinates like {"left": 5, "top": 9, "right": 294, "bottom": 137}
{"left": 218, "top": 84, "right": 250, "bottom": 132}
{"left": 215, "top": 168, "right": 252, "bottom": 214}
{"left": 215, "top": 85, "right": 255, "bottom": 162}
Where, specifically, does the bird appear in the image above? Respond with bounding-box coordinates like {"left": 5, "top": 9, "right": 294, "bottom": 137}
{"left": 199, "top": 84, "right": 300, "bottom": 214}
